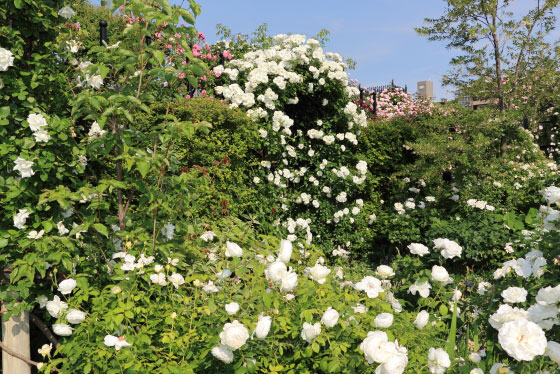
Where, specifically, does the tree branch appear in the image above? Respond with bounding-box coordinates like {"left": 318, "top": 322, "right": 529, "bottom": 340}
{"left": 0, "top": 341, "right": 40, "bottom": 368}
{"left": 30, "top": 312, "right": 61, "bottom": 349}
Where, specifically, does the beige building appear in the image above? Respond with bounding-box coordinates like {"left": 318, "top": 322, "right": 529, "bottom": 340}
{"left": 417, "top": 81, "right": 434, "bottom": 100}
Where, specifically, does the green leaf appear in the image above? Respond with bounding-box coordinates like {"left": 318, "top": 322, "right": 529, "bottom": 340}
{"left": 137, "top": 161, "right": 149, "bottom": 178}
{"left": 14, "top": 0, "right": 23, "bottom": 9}
{"left": 439, "top": 304, "right": 448, "bottom": 317}
{"left": 263, "top": 291, "right": 272, "bottom": 308}
{"left": 93, "top": 223, "right": 109, "bottom": 238}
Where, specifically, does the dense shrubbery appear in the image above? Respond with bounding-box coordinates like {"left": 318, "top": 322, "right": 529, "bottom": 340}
{"left": 1, "top": 1, "right": 560, "bottom": 374}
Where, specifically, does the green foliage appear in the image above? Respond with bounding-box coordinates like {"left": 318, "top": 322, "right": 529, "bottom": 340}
{"left": 136, "top": 97, "right": 264, "bottom": 220}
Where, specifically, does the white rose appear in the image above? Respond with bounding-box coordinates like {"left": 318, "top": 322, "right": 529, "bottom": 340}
{"left": 86, "top": 74, "right": 103, "bottom": 89}
{"left": 254, "top": 315, "right": 272, "bottom": 339}
{"left": 36, "top": 295, "right": 48, "bottom": 309}
{"left": 46, "top": 295, "right": 68, "bottom": 318}
{"left": 211, "top": 344, "right": 234, "bottom": 363}
{"left": 376, "top": 265, "right": 395, "bottom": 278}
{"left": 305, "top": 263, "right": 331, "bottom": 284}
{"left": 498, "top": 319, "right": 547, "bottom": 361}
{"left": 547, "top": 341, "right": 560, "bottom": 365}
{"left": 488, "top": 304, "right": 529, "bottom": 330}
{"left": 277, "top": 239, "right": 292, "bottom": 263}
{"left": 489, "top": 363, "right": 513, "bottom": 374}
{"left": 414, "top": 310, "right": 429, "bottom": 329}
{"left": 536, "top": 285, "right": 560, "bottom": 305}
{"left": 374, "top": 313, "right": 394, "bottom": 328}
{"left": 468, "top": 352, "right": 481, "bottom": 363}
{"left": 27, "top": 113, "right": 48, "bottom": 132}
{"left": 321, "top": 307, "right": 339, "bottom": 328}
{"left": 13, "top": 208, "right": 30, "bottom": 229}
{"left": 353, "top": 303, "right": 368, "bottom": 314}
{"left": 220, "top": 320, "right": 249, "bottom": 350}
{"left": 408, "top": 243, "right": 429, "bottom": 256}
{"left": 66, "top": 309, "right": 86, "bottom": 324}
{"left": 355, "top": 276, "right": 384, "bottom": 298}
{"left": 13, "top": 157, "right": 35, "bottom": 178}
{"left": 58, "top": 278, "right": 77, "bottom": 295}
{"left": 409, "top": 280, "right": 431, "bottom": 298}
{"left": 168, "top": 273, "right": 185, "bottom": 289}
{"left": 301, "top": 322, "right": 321, "bottom": 343}
{"left": 58, "top": 6, "right": 75, "bottom": 19}
{"left": 359, "top": 330, "right": 389, "bottom": 364}
{"left": 225, "top": 241, "right": 243, "bottom": 257}
{"left": 0, "top": 47, "right": 15, "bottom": 71}
{"left": 501, "top": 287, "right": 528, "bottom": 304}
{"left": 225, "top": 302, "right": 240, "bottom": 315}
{"left": 433, "top": 238, "right": 462, "bottom": 259}
{"left": 427, "top": 347, "right": 451, "bottom": 374}
{"left": 279, "top": 270, "right": 298, "bottom": 292}
{"left": 470, "top": 369, "right": 484, "bottom": 374}
{"left": 265, "top": 261, "right": 287, "bottom": 283}
{"left": 543, "top": 186, "right": 560, "bottom": 204}
{"left": 53, "top": 323, "right": 73, "bottom": 336}
{"left": 104, "top": 335, "right": 132, "bottom": 350}
{"left": 431, "top": 265, "right": 453, "bottom": 284}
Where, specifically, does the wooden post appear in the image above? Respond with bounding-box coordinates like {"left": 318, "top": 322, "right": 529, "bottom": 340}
{"left": 2, "top": 304, "right": 31, "bottom": 374}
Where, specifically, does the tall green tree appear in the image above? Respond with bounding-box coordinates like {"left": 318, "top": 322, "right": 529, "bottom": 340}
{"left": 416, "top": 0, "right": 560, "bottom": 111}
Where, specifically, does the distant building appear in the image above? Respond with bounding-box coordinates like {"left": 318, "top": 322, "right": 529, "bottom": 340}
{"left": 417, "top": 81, "right": 434, "bottom": 100}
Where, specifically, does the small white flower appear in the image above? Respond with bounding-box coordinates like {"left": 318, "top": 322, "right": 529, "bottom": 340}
{"left": 57, "top": 221, "right": 69, "bottom": 235}
{"left": 225, "top": 302, "right": 240, "bottom": 315}
{"left": 200, "top": 230, "right": 216, "bottom": 242}
{"left": 58, "top": 278, "right": 77, "bottom": 295}
{"left": 376, "top": 265, "right": 395, "bottom": 278}
{"left": 374, "top": 313, "right": 393, "bottom": 328}
{"left": 27, "top": 230, "right": 44, "bottom": 239}
{"left": 254, "top": 314, "right": 272, "bottom": 339}
{"left": 414, "top": 310, "right": 429, "bottom": 329}
{"left": 0, "top": 47, "right": 15, "bottom": 71}
{"left": 211, "top": 344, "right": 234, "bottom": 363}
{"left": 168, "top": 273, "right": 185, "bottom": 289}
{"left": 408, "top": 243, "right": 429, "bottom": 256}
{"left": 66, "top": 309, "right": 86, "bottom": 324}
{"left": 220, "top": 320, "right": 250, "bottom": 350}
{"left": 225, "top": 241, "right": 243, "bottom": 257}
{"left": 501, "top": 287, "right": 528, "bottom": 304}
{"left": 13, "top": 209, "right": 30, "bottom": 229}
{"left": 321, "top": 307, "right": 339, "bottom": 328}
{"left": 13, "top": 157, "right": 35, "bottom": 178}
{"left": 301, "top": 322, "right": 321, "bottom": 343}
{"left": 53, "top": 323, "right": 73, "bottom": 336}
{"left": 427, "top": 348, "right": 451, "bottom": 374}
{"left": 58, "top": 6, "right": 75, "bottom": 19}
{"left": 104, "top": 335, "right": 132, "bottom": 350}
{"left": 46, "top": 295, "right": 68, "bottom": 318}
{"left": 37, "top": 343, "right": 52, "bottom": 358}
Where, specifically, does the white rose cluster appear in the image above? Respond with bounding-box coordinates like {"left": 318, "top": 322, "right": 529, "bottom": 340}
{"left": 26, "top": 113, "right": 50, "bottom": 143}
{"left": 215, "top": 35, "right": 368, "bottom": 246}
{"left": 0, "top": 47, "right": 15, "bottom": 71}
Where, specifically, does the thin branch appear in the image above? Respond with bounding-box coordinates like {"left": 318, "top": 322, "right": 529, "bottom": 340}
{"left": 0, "top": 341, "right": 40, "bottom": 368}
{"left": 30, "top": 312, "right": 61, "bottom": 349}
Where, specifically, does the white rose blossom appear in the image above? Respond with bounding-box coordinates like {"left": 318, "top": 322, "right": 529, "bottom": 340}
{"left": 220, "top": 320, "right": 250, "bottom": 350}
{"left": 13, "top": 157, "right": 35, "bottom": 178}
{"left": 53, "top": 323, "right": 73, "bottom": 336}
{"left": 320, "top": 307, "right": 339, "bottom": 328}
{"left": 104, "top": 335, "right": 132, "bottom": 350}
{"left": 66, "top": 309, "right": 86, "bottom": 324}
{"left": 225, "top": 241, "right": 243, "bottom": 257}
{"left": 225, "top": 302, "right": 240, "bottom": 315}
{"left": 498, "top": 319, "right": 547, "bottom": 361}
{"left": 427, "top": 348, "right": 451, "bottom": 374}
{"left": 211, "top": 344, "right": 234, "bottom": 363}
{"left": 254, "top": 315, "right": 272, "bottom": 339}
{"left": 58, "top": 278, "right": 77, "bottom": 295}
{"left": 301, "top": 322, "right": 321, "bottom": 343}
{"left": 374, "top": 313, "right": 394, "bottom": 328}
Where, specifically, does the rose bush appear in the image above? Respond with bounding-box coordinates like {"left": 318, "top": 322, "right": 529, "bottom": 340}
{"left": 1, "top": 1, "right": 560, "bottom": 374}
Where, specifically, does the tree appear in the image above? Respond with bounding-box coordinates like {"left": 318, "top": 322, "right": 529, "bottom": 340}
{"left": 416, "top": 0, "right": 560, "bottom": 112}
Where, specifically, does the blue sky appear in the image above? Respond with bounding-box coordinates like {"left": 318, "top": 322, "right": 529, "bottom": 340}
{"left": 91, "top": 1, "right": 559, "bottom": 100}
{"left": 186, "top": 0, "right": 458, "bottom": 100}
